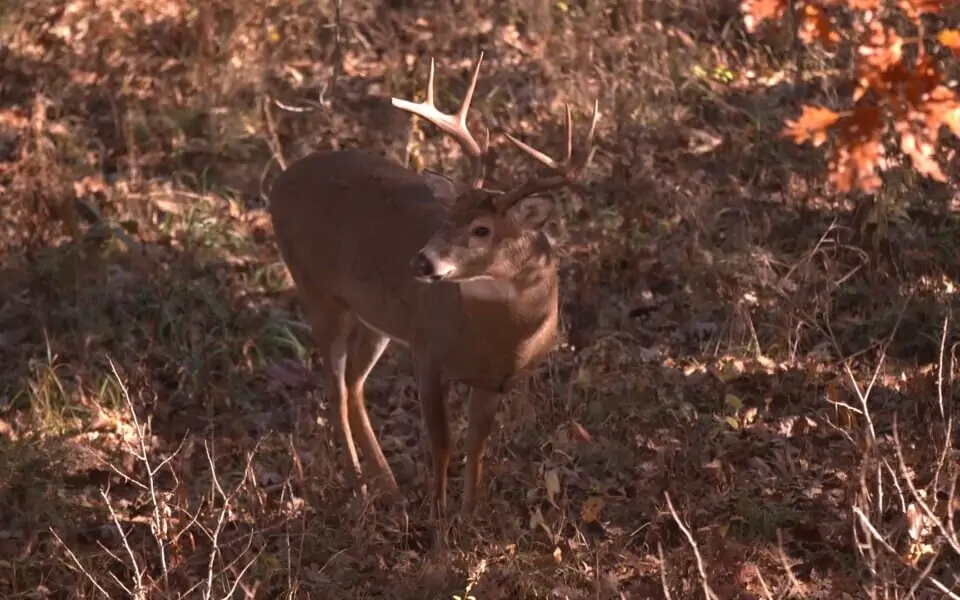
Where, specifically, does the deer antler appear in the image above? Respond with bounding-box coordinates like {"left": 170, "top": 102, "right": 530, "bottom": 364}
{"left": 391, "top": 54, "right": 490, "bottom": 189}
{"left": 494, "top": 100, "right": 600, "bottom": 211}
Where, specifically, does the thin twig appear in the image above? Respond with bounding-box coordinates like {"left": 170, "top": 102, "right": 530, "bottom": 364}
{"left": 892, "top": 416, "right": 960, "bottom": 556}
{"left": 101, "top": 488, "right": 145, "bottom": 598}
{"left": 831, "top": 293, "right": 911, "bottom": 446}
{"left": 664, "top": 492, "right": 718, "bottom": 600}
{"left": 775, "top": 529, "right": 802, "bottom": 596}
{"left": 199, "top": 439, "right": 263, "bottom": 600}
{"left": 753, "top": 564, "right": 774, "bottom": 600}
{"left": 109, "top": 358, "right": 171, "bottom": 582}
{"left": 937, "top": 315, "right": 948, "bottom": 419}
{"left": 262, "top": 98, "right": 287, "bottom": 172}
{"left": 853, "top": 507, "right": 960, "bottom": 599}
{"left": 932, "top": 316, "right": 953, "bottom": 503}
{"left": 49, "top": 528, "right": 112, "bottom": 598}
{"left": 657, "top": 542, "right": 674, "bottom": 600}
{"left": 328, "top": 0, "right": 343, "bottom": 107}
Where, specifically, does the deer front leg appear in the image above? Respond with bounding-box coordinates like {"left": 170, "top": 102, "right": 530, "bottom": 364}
{"left": 462, "top": 387, "right": 502, "bottom": 516}
{"left": 415, "top": 357, "right": 451, "bottom": 522}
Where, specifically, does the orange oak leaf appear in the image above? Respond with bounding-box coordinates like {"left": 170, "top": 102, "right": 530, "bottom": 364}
{"left": 854, "top": 22, "right": 908, "bottom": 100}
{"left": 847, "top": 0, "right": 882, "bottom": 8}
{"left": 899, "top": 0, "right": 951, "bottom": 21}
{"left": 938, "top": 29, "right": 960, "bottom": 56}
{"left": 829, "top": 104, "right": 885, "bottom": 193}
{"left": 819, "top": 0, "right": 880, "bottom": 7}
{"left": 885, "top": 65, "right": 956, "bottom": 186}
{"left": 741, "top": 0, "right": 788, "bottom": 33}
{"left": 860, "top": 22, "right": 904, "bottom": 73}
{"left": 799, "top": 4, "right": 841, "bottom": 47}
{"left": 903, "top": 56, "right": 943, "bottom": 108}
{"left": 783, "top": 105, "right": 841, "bottom": 147}
{"left": 918, "top": 85, "right": 960, "bottom": 139}
{"left": 897, "top": 121, "right": 946, "bottom": 182}
{"left": 940, "top": 105, "right": 960, "bottom": 140}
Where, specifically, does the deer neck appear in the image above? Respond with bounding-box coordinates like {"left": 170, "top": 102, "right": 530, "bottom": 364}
{"left": 460, "top": 265, "right": 556, "bottom": 327}
{"left": 462, "top": 231, "right": 555, "bottom": 318}
{"left": 456, "top": 236, "right": 559, "bottom": 378}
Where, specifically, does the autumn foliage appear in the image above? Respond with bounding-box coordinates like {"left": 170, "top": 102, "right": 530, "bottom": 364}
{"left": 742, "top": 0, "right": 960, "bottom": 193}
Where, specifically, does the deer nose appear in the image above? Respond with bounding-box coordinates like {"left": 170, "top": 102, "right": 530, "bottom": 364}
{"left": 410, "top": 253, "right": 435, "bottom": 278}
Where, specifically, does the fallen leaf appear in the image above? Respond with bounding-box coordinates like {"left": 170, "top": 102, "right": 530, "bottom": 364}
{"left": 152, "top": 197, "right": 181, "bottom": 215}
{"left": 88, "top": 410, "right": 116, "bottom": 433}
{"left": 529, "top": 506, "right": 553, "bottom": 539}
{"left": 906, "top": 502, "right": 928, "bottom": 540}
{"left": 258, "top": 471, "right": 285, "bottom": 490}
{"left": 724, "top": 393, "right": 743, "bottom": 411}
{"left": 0, "top": 419, "right": 15, "bottom": 441}
{"left": 544, "top": 469, "right": 561, "bottom": 505}
{"left": 570, "top": 420, "right": 592, "bottom": 444}
{"left": 580, "top": 496, "right": 604, "bottom": 523}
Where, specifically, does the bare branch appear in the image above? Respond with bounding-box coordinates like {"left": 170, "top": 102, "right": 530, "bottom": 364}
{"left": 664, "top": 492, "right": 719, "bottom": 600}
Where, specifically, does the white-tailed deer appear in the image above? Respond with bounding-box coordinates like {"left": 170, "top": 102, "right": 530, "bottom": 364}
{"left": 268, "top": 53, "right": 598, "bottom": 520}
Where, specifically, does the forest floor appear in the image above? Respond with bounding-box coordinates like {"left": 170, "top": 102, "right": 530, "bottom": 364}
{"left": 1, "top": 0, "right": 958, "bottom": 598}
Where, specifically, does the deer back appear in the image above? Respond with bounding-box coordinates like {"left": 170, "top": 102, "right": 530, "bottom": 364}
{"left": 269, "top": 149, "right": 453, "bottom": 343}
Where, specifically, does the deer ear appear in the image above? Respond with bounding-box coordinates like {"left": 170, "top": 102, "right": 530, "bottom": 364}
{"left": 506, "top": 196, "right": 555, "bottom": 229}
{"left": 422, "top": 169, "right": 462, "bottom": 202}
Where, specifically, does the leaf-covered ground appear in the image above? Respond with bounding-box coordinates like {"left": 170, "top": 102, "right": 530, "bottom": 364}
{"left": 1, "top": 0, "right": 958, "bottom": 598}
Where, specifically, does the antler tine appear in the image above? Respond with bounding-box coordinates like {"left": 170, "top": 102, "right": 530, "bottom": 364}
{"left": 391, "top": 54, "right": 487, "bottom": 188}
{"left": 495, "top": 100, "right": 601, "bottom": 211}
{"left": 502, "top": 131, "right": 561, "bottom": 170}
{"left": 425, "top": 58, "right": 436, "bottom": 106}
{"left": 503, "top": 100, "right": 598, "bottom": 172}
{"left": 457, "top": 54, "right": 483, "bottom": 130}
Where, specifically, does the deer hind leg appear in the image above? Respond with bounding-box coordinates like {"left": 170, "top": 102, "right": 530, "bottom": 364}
{"left": 302, "top": 300, "right": 363, "bottom": 488}
{"left": 343, "top": 324, "right": 400, "bottom": 499}
{"left": 463, "top": 388, "right": 502, "bottom": 516}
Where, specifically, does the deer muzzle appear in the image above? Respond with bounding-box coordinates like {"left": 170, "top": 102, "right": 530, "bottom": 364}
{"left": 410, "top": 248, "right": 457, "bottom": 282}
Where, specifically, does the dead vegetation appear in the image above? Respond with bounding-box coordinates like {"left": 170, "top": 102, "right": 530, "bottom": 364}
{"left": 0, "top": 0, "right": 958, "bottom": 598}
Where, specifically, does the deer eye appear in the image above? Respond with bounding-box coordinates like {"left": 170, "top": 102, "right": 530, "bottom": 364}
{"left": 472, "top": 225, "right": 491, "bottom": 238}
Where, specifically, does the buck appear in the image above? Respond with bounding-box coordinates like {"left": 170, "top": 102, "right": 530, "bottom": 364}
{"left": 268, "top": 54, "right": 598, "bottom": 521}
